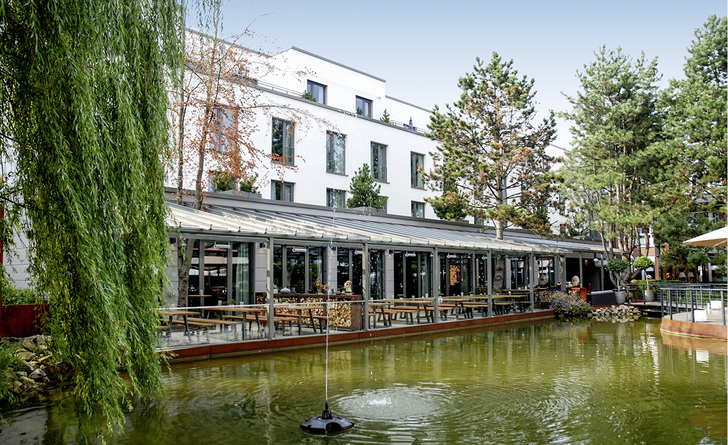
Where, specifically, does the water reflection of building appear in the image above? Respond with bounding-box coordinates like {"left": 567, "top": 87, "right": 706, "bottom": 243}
{"left": 166, "top": 191, "right": 607, "bottom": 307}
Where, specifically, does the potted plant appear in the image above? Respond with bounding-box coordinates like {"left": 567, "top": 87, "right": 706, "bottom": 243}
{"left": 632, "top": 256, "right": 655, "bottom": 302}
{"left": 605, "top": 258, "right": 630, "bottom": 304}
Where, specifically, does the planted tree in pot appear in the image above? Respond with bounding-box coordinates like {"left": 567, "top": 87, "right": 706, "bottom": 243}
{"left": 632, "top": 256, "right": 655, "bottom": 302}
{"left": 605, "top": 258, "right": 630, "bottom": 304}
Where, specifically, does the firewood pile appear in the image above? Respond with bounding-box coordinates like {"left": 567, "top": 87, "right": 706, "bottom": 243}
{"left": 273, "top": 296, "right": 352, "bottom": 328}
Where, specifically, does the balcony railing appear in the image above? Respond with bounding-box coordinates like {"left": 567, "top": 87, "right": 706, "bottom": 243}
{"left": 660, "top": 285, "right": 727, "bottom": 325}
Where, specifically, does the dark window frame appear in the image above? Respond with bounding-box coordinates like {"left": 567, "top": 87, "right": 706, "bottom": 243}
{"left": 355, "top": 96, "right": 372, "bottom": 118}
{"left": 370, "top": 142, "right": 387, "bottom": 182}
{"left": 306, "top": 80, "right": 327, "bottom": 104}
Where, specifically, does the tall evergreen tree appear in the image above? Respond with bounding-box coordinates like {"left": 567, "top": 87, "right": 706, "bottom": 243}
{"left": 347, "top": 164, "right": 386, "bottom": 209}
{"left": 0, "top": 0, "right": 182, "bottom": 433}
{"left": 653, "top": 15, "right": 727, "bottom": 279}
{"left": 426, "top": 53, "right": 559, "bottom": 239}
{"left": 561, "top": 47, "right": 663, "bottom": 286}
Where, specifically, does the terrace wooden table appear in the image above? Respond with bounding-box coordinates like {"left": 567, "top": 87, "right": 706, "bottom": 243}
{"left": 492, "top": 294, "right": 531, "bottom": 313}
{"left": 159, "top": 309, "right": 201, "bottom": 336}
{"left": 277, "top": 304, "right": 317, "bottom": 335}
{"left": 184, "top": 315, "right": 244, "bottom": 339}
{"left": 205, "top": 306, "right": 266, "bottom": 339}
{"left": 460, "top": 296, "right": 490, "bottom": 317}
{"left": 369, "top": 302, "right": 392, "bottom": 327}
{"left": 441, "top": 297, "right": 472, "bottom": 319}
{"left": 382, "top": 299, "right": 433, "bottom": 324}
{"left": 493, "top": 301, "right": 513, "bottom": 315}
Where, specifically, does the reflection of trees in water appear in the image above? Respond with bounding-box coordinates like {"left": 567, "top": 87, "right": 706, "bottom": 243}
{"left": 126, "top": 402, "right": 169, "bottom": 443}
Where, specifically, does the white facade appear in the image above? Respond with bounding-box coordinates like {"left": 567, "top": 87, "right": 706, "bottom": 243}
{"left": 173, "top": 34, "right": 439, "bottom": 219}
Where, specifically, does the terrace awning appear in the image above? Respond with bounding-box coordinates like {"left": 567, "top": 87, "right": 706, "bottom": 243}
{"left": 166, "top": 202, "right": 602, "bottom": 256}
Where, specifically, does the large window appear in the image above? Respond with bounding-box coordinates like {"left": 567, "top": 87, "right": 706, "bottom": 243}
{"left": 356, "top": 96, "right": 372, "bottom": 118}
{"left": 307, "top": 80, "right": 326, "bottom": 104}
{"left": 326, "top": 188, "right": 346, "bottom": 208}
{"left": 371, "top": 142, "right": 387, "bottom": 182}
{"left": 185, "top": 239, "right": 254, "bottom": 305}
{"left": 271, "top": 180, "right": 294, "bottom": 202}
{"left": 410, "top": 152, "right": 424, "bottom": 188}
{"left": 394, "top": 251, "right": 432, "bottom": 298}
{"left": 411, "top": 201, "right": 425, "bottom": 218}
{"left": 439, "top": 252, "right": 472, "bottom": 296}
{"left": 326, "top": 131, "right": 346, "bottom": 174}
{"left": 272, "top": 118, "right": 294, "bottom": 165}
{"left": 272, "top": 245, "right": 327, "bottom": 293}
{"left": 212, "top": 106, "right": 237, "bottom": 152}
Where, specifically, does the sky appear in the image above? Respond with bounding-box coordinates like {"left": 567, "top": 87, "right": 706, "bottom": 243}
{"left": 193, "top": 0, "right": 727, "bottom": 151}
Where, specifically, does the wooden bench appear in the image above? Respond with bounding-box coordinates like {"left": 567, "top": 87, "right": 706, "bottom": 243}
{"left": 384, "top": 306, "right": 421, "bottom": 324}
{"left": 223, "top": 314, "right": 263, "bottom": 331}
{"left": 425, "top": 304, "right": 454, "bottom": 321}
{"left": 369, "top": 306, "right": 392, "bottom": 327}
{"left": 493, "top": 302, "right": 512, "bottom": 315}
{"left": 255, "top": 315, "right": 300, "bottom": 335}
{"left": 462, "top": 302, "right": 489, "bottom": 317}
{"left": 170, "top": 319, "right": 216, "bottom": 342}
{"left": 311, "top": 315, "right": 329, "bottom": 333}
{"left": 186, "top": 317, "right": 244, "bottom": 339}
{"left": 171, "top": 319, "right": 216, "bottom": 329}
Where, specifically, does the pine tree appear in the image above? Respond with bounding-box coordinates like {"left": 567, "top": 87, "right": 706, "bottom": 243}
{"left": 561, "top": 47, "right": 663, "bottom": 285}
{"left": 653, "top": 15, "right": 727, "bottom": 278}
{"left": 426, "top": 53, "right": 559, "bottom": 238}
{"left": 347, "top": 164, "right": 386, "bottom": 209}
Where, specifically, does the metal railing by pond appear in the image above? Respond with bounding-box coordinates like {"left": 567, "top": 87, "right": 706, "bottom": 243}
{"left": 660, "top": 286, "right": 727, "bottom": 325}
{"left": 157, "top": 296, "right": 545, "bottom": 349}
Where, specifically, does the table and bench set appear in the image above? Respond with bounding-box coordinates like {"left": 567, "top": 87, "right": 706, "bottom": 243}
{"left": 158, "top": 291, "right": 536, "bottom": 343}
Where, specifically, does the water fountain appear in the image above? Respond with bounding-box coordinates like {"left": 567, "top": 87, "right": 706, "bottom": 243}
{"left": 300, "top": 207, "right": 354, "bottom": 434}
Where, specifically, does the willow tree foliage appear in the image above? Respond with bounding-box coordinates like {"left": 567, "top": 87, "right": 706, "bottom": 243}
{"left": 561, "top": 47, "right": 663, "bottom": 285}
{"left": 0, "top": 0, "right": 182, "bottom": 432}
{"left": 426, "top": 53, "right": 559, "bottom": 238}
{"left": 653, "top": 15, "right": 727, "bottom": 277}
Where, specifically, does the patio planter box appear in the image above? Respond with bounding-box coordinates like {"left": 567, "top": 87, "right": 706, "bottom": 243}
{"left": 591, "top": 290, "right": 616, "bottom": 306}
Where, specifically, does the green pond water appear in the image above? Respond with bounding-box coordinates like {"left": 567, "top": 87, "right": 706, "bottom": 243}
{"left": 1, "top": 319, "right": 726, "bottom": 444}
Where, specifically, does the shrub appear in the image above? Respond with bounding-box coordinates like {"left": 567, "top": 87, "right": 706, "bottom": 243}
{"left": 542, "top": 291, "right": 591, "bottom": 319}
{"left": 1, "top": 286, "right": 43, "bottom": 306}
{"left": 0, "top": 340, "right": 20, "bottom": 408}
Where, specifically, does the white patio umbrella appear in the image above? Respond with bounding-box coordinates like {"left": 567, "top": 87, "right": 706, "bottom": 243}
{"left": 682, "top": 226, "right": 728, "bottom": 248}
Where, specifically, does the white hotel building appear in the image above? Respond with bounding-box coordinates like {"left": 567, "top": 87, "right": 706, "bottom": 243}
{"left": 178, "top": 31, "right": 438, "bottom": 219}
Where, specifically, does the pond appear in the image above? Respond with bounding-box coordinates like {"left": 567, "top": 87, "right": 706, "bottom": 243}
{"left": 1, "top": 319, "right": 726, "bottom": 444}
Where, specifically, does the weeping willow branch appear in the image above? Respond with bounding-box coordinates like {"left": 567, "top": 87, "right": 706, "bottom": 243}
{"left": 0, "top": 0, "right": 183, "bottom": 434}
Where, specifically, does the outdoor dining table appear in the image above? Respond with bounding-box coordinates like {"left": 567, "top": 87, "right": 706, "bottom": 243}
{"left": 493, "top": 294, "right": 531, "bottom": 312}
{"left": 159, "top": 309, "right": 200, "bottom": 337}
{"left": 276, "top": 304, "right": 318, "bottom": 335}
{"left": 441, "top": 297, "right": 473, "bottom": 319}
{"left": 204, "top": 306, "right": 267, "bottom": 339}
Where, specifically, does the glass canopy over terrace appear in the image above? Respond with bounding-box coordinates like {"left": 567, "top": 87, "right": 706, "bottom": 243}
{"left": 166, "top": 198, "right": 604, "bottom": 307}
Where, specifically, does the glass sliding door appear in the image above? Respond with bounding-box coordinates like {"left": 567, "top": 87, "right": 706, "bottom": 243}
{"left": 204, "top": 241, "right": 229, "bottom": 304}
{"left": 309, "top": 246, "right": 325, "bottom": 292}
{"left": 286, "top": 247, "right": 306, "bottom": 293}
{"left": 419, "top": 252, "right": 432, "bottom": 298}
{"left": 369, "top": 249, "right": 384, "bottom": 299}
{"left": 231, "top": 242, "right": 252, "bottom": 304}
